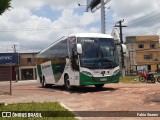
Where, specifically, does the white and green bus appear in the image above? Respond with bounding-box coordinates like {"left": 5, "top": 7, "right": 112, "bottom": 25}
{"left": 37, "top": 33, "right": 121, "bottom": 90}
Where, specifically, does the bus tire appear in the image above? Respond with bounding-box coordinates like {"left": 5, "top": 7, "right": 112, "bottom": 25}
{"left": 64, "top": 75, "right": 72, "bottom": 90}
{"left": 95, "top": 84, "right": 104, "bottom": 90}
{"left": 42, "top": 79, "right": 45, "bottom": 88}
{"left": 40, "top": 76, "right": 43, "bottom": 83}
{"left": 157, "top": 76, "right": 160, "bottom": 83}
{"left": 42, "top": 76, "right": 52, "bottom": 88}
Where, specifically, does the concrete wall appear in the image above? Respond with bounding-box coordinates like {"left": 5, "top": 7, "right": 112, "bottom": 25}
{"left": 19, "top": 53, "right": 38, "bottom": 80}
{"left": 126, "top": 35, "right": 160, "bottom": 73}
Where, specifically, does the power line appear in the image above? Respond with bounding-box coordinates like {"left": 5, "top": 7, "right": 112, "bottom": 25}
{"left": 128, "top": 13, "right": 160, "bottom": 26}
{"left": 128, "top": 9, "right": 160, "bottom": 24}
{"left": 123, "top": 26, "right": 160, "bottom": 36}
{"left": 0, "top": 22, "right": 103, "bottom": 32}
{"left": 0, "top": 25, "right": 87, "bottom": 32}
{"left": 122, "top": 9, "right": 160, "bottom": 36}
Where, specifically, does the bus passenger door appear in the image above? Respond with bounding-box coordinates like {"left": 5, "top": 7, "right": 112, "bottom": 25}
{"left": 69, "top": 37, "right": 80, "bottom": 86}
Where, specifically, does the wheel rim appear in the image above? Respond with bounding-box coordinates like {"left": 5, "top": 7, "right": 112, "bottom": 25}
{"left": 151, "top": 78, "right": 155, "bottom": 83}
{"left": 66, "top": 80, "right": 70, "bottom": 88}
{"left": 44, "top": 81, "right": 46, "bottom": 86}
{"left": 42, "top": 80, "right": 46, "bottom": 87}
{"left": 139, "top": 77, "right": 145, "bottom": 82}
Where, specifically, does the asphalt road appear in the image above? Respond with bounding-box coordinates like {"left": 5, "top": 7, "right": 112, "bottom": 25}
{"left": 0, "top": 80, "right": 160, "bottom": 120}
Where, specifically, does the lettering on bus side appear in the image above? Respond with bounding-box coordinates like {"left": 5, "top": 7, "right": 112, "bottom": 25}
{"left": 42, "top": 64, "right": 51, "bottom": 69}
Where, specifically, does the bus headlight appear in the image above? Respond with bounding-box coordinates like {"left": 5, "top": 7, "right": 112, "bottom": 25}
{"left": 82, "top": 71, "right": 92, "bottom": 76}
{"left": 113, "top": 69, "right": 120, "bottom": 75}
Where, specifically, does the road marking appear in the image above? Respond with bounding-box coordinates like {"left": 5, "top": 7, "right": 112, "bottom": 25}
{"left": 60, "top": 102, "right": 82, "bottom": 120}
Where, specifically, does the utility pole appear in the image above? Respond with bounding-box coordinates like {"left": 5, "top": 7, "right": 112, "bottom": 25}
{"left": 101, "top": 0, "right": 105, "bottom": 34}
{"left": 115, "top": 20, "right": 127, "bottom": 76}
{"left": 86, "top": 0, "right": 111, "bottom": 34}
{"left": 13, "top": 44, "right": 17, "bottom": 53}
{"left": 9, "top": 44, "right": 17, "bottom": 95}
{"left": 12, "top": 44, "right": 19, "bottom": 82}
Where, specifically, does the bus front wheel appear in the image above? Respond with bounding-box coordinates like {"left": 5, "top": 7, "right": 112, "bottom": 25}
{"left": 94, "top": 84, "right": 104, "bottom": 90}
{"left": 64, "top": 76, "right": 72, "bottom": 90}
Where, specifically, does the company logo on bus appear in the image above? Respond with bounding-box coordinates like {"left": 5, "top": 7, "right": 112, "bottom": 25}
{"left": 42, "top": 64, "right": 51, "bottom": 69}
{"left": 101, "top": 71, "right": 105, "bottom": 76}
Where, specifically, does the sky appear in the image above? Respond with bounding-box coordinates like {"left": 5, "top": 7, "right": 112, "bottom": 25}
{"left": 0, "top": 0, "right": 160, "bottom": 53}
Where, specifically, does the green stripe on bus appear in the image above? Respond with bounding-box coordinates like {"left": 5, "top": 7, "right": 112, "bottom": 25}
{"left": 51, "top": 63, "right": 65, "bottom": 83}
{"left": 37, "top": 64, "right": 42, "bottom": 77}
{"left": 80, "top": 72, "right": 121, "bottom": 86}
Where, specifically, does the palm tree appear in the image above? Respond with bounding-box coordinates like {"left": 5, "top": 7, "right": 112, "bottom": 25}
{"left": 0, "top": 0, "right": 11, "bottom": 15}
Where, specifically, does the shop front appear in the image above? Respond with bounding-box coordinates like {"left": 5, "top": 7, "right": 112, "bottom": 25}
{"left": 0, "top": 53, "right": 18, "bottom": 81}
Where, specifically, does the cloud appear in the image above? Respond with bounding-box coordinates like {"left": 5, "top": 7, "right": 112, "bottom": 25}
{"left": 0, "top": 7, "right": 53, "bottom": 41}
{"left": 47, "top": 0, "right": 86, "bottom": 11}
{"left": 12, "top": 0, "right": 86, "bottom": 11}
{"left": 80, "top": 11, "right": 100, "bottom": 25}
{"left": 112, "top": 0, "right": 159, "bottom": 19}
{"left": 1, "top": 0, "right": 159, "bottom": 53}
{"left": 111, "top": 0, "right": 160, "bottom": 36}
{"left": 12, "top": 0, "right": 45, "bottom": 10}
{"left": 0, "top": 0, "right": 99, "bottom": 53}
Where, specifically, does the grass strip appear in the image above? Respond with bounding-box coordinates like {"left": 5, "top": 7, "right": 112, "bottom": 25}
{"left": 0, "top": 102, "right": 77, "bottom": 120}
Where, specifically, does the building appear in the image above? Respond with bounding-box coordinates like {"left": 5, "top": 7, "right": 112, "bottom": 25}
{"left": 0, "top": 53, "right": 18, "bottom": 81}
{"left": 126, "top": 35, "right": 160, "bottom": 73}
{"left": 19, "top": 53, "right": 38, "bottom": 80}
{"left": 0, "top": 52, "right": 38, "bottom": 81}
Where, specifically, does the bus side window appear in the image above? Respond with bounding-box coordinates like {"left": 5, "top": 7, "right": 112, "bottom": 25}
{"left": 68, "top": 37, "right": 79, "bottom": 71}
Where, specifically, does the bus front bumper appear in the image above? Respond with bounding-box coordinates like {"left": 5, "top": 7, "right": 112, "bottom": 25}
{"left": 80, "top": 71, "right": 121, "bottom": 86}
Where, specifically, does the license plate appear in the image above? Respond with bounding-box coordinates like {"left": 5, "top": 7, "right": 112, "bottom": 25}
{"left": 100, "top": 78, "right": 107, "bottom": 81}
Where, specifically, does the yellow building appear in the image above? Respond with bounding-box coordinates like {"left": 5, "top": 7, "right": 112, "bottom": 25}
{"left": 126, "top": 35, "right": 160, "bottom": 73}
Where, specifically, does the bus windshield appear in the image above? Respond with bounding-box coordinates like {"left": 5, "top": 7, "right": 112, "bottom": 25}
{"left": 77, "top": 37, "right": 119, "bottom": 69}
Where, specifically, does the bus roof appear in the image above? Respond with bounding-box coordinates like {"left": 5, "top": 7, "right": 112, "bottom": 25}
{"left": 69, "top": 33, "right": 113, "bottom": 38}
{"left": 38, "top": 33, "right": 113, "bottom": 56}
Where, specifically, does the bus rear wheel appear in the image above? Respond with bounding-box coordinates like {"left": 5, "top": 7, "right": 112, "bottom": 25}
{"left": 42, "top": 79, "right": 46, "bottom": 88}
{"left": 42, "top": 77, "right": 52, "bottom": 88}
{"left": 94, "top": 84, "right": 104, "bottom": 90}
{"left": 64, "top": 76, "right": 72, "bottom": 90}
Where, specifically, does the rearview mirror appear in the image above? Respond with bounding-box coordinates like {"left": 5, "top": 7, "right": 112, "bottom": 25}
{"left": 111, "top": 28, "right": 120, "bottom": 44}
{"left": 76, "top": 44, "right": 82, "bottom": 54}
{"left": 122, "top": 44, "right": 129, "bottom": 57}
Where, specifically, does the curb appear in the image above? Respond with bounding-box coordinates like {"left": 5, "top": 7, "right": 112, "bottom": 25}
{"left": 0, "top": 102, "right": 5, "bottom": 106}
{"left": 60, "top": 102, "right": 82, "bottom": 120}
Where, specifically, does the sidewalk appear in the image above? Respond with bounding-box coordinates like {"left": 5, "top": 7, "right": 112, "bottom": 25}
{"left": 0, "top": 83, "right": 160, "bottom": 120}
{"left": 0, "top": 80, "right": 38, "bottom": 95}
{"left": 0, "top": 80, "right": 37, "bottom": 86}
{"left": 12, "top": 80, "right": 37, "bottom": 86}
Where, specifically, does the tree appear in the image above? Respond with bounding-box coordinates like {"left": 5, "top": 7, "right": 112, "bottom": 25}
{"left": 0, "top": 0, "right": 11, "bottom": 15}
